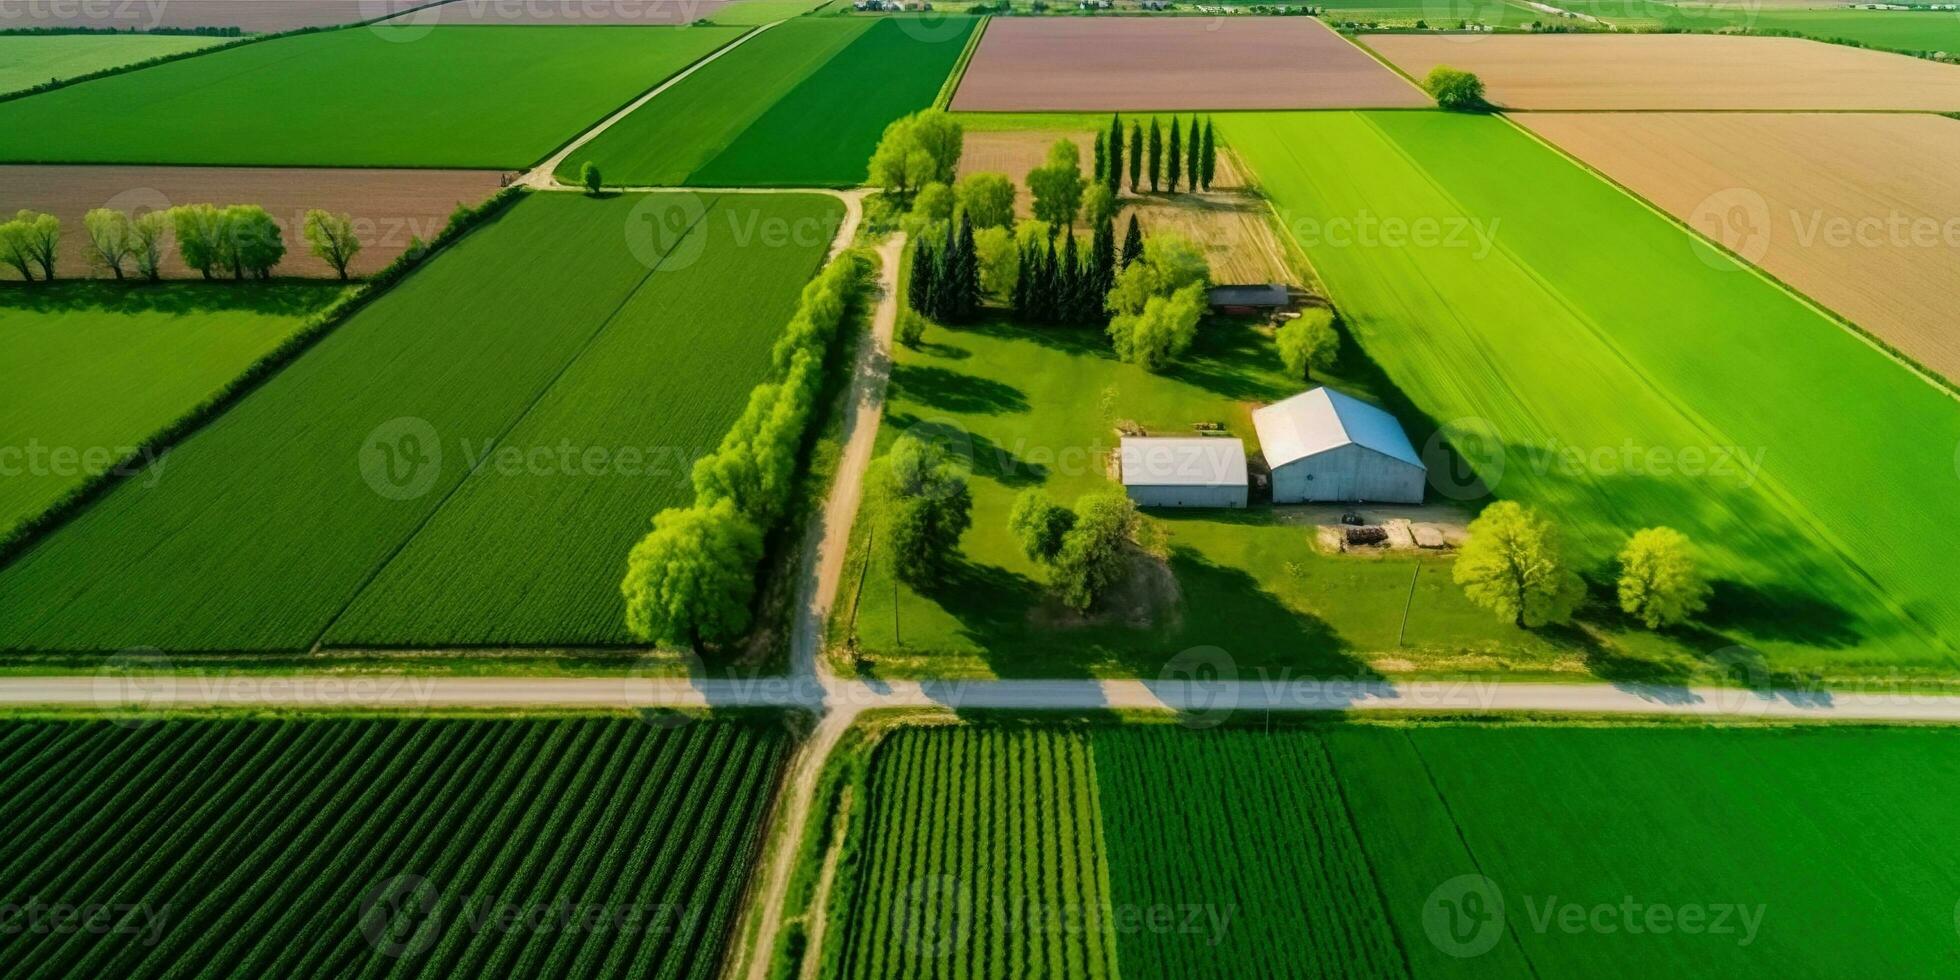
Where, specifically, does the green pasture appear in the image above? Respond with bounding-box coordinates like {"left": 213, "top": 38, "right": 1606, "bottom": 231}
{"left": 0, "top": 33, "right": 227, "bottom": 96}
{"left": 708, "top": 0, "right": 843, "bottom": 24}
{"left": 0, "top": 282, "right": 345, "bottom": 538}
{"left": 563, "top": 16, "right": 978, "bottom": 187}
{"left": 1544, "top": 0, "right": 1960, "bottom": 50}
{"left": 1228, "top": 111, "right": 1960, "bottom": 680}
{"left": 0, "top": 26, "right": 741, "bottom": 168}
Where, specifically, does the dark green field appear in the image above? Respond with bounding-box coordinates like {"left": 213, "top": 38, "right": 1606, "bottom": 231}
{"left": 0, "top": 716, "right": 791, "bottom": 979}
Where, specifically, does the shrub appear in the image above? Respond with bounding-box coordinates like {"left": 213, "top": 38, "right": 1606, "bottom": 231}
{"left": 897, "top": 308, "right": 929, "bottom": 348}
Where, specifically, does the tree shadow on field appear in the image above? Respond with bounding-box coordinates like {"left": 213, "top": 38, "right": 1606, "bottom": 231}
{"left": 884, "top": 410, "right": 1048, "bottom": 487}
{"left": 1166, "top": 318, "right": 1297, "bottom": 404}
{"left": 888, "top": 362, "right": 1029, "bottom": 416}
{"left": 1700, "top": 580, "right": 1861, "bottom": 649}
{"left": 0, "top": 280, "right": 345, "bottom": 319}
{"left": 1165, "top": 545, "right": 1376, "bottom": 681}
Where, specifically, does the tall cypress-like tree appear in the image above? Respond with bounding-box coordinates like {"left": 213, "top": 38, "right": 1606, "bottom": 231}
{"left": 1191, "top": 118, "right": 1207, "bottom": 191}
{"left": 1106, "top": 114, "right": 1124, "bottom": 194}
{"left": 1011, "top": 241, "right": 1032, "bottom": 318}
{"left": 1186, "top": 115, "right": 1201, "bottom": 191}
{"left": 913, "top": 240, "right": 938, "bottom": 321}
{"left": 1127, "top": 122, "right": 1143, "bottom": 194}
{"left": 1090, "top": 217, "right": 1116, "bottom": 322}
{"left": 1146, "top": 119, "right": 1162, "bottom": 193}
{"left": 1060, "top": 231, "right": 1084, "bottom": 323}
{"left": 953, "top": 211, "right": 980, "bottom": 321}
{"left": 1166, "top": 116, "right": 1182, "bottom": 194}
{"left": 1093, "top": 130, "right": 1106, "bottom": 184}
{"left": 1121, "top": 213, "right": 1144, "bottom": 269}
{"left": 1040, "top": 235, "right": 1061, "bottom": 324}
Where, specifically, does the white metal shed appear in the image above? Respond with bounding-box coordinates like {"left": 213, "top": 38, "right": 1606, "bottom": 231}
{"left": 1252, "top": 387, "right": 1427, "bottom": 504}
{"left": 1118, "top": 437, "right": 1248, "bottom": 509}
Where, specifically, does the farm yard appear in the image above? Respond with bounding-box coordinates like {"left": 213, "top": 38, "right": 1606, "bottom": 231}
{"left": 1361, "top": 34, "right": 1960, "bottom": 110}
{"left": 0, "top": 715, "right": 791, "bottom": 979}
{"left": 1515, "top": 112, "right": 1960, "bottom": 383}
{"left": 0, "top": 165, "right": 505, "bottom": 278}
{"left": 949, "top": 17, "right": 1431, "bottom": 112}
{"left": 0, "top": 25, "right": 742, "bottom": 168}
{"left": 562, "top": 17, "right": 978, "bottom": 187}
{"left": 0, "top": 32, "right": 228, "bottom": 96}
{"left": 0, "top": 191, "right": 841, "bottom": 651}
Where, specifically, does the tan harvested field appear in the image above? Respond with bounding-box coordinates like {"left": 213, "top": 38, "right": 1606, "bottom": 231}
{"left": 958, "top": 130, "right": 1292, "bottom": 285}
{"left": 950, "top": 17, "right": 1430, "bottom": 111}
{"left": 412, "top": 0, "right": 747, "bottom": 24}
{"left": 1366, "top": 34, "right": 1960, "bottom": 110}
{"left": 1519, "top": 112, "right": 1960, "bottom": 381}
{"left": 0, "top": 165, "right": 504, "bottom": 279}
{"left": 0, "top": 0, "right": 429, "bottom": 31}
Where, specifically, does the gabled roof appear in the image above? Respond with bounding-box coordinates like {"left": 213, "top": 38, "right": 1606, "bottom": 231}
{"left": 1251, "top": 387, "right": 1426, "bottom": 470}
{"left": 1119, "top": 437, "right": 1248, "bottom": 487}
{"left": 1207, "top": 284, "right": 1292, "bottom": 307}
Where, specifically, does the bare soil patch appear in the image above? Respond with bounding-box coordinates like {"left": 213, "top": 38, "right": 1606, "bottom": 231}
{"left": 0, "top": 0, "right": 428, "bottom": 31}
{"left": 1519, "top": 112, "right": 1960, "bottom": 382}
{"left": 0, "top": 164, "right": 504, "bottom": 279}
{"left": 959, "top": 130, "right": 1292, "bottom": 284}
{"left": 951, "top": 17, "right": 1430, "bottom": 112}
{"left": 1365, "top": 33, "right": 1960, "bottom": 110}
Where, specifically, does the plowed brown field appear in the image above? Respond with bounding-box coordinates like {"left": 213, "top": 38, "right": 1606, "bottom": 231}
{"left": 950, "top": 17, "right": 1430, "bottom": 112}
{"left": 1520, "top": 112, "right": 1960, "bottom": 382}
{"left": 0, "top": 165, "right": 504, "bottom": 279}
{"left": 1366, "top": 34, "right": 1960, "bottom": 110}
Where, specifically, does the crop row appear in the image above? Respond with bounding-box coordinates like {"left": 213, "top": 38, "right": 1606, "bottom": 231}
{"left": 0, "top": 717, "right": 790, "bottom": 979}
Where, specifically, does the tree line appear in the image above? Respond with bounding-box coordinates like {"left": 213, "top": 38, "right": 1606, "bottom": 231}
{"left": 1455, "top": 500, "right": 1711, "bottom": 632}
{"left": 0, "top": 205, "right": 366, "bottom": 282}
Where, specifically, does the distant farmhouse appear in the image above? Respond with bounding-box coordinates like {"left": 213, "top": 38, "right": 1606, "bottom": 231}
{"left": 1253, "top": 387, "right": 1426, "bottom": 504}
{"left": 1118, "top": 437, "right": 1248, "bottom": 509}
{"left": 1207, "top": 283, "right": 1294, "bottom": 316}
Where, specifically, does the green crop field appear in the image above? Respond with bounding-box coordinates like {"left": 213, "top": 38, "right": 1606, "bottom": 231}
{"left": 0, "top": 715, "right": 790, "bottom": 979}
{"left": 0, "top": 191, "right": 837, "bottom": 652}
{"left": 562, "top": 16, "right": 978, "bottom": 187}
{"left": 0, "top": 33, "right": 228, "bottom": 95}
{"left": 707, "top": 0, "right": 840, "bottom": 25}
{"left": 0, "top": 26, "right": 742, "bottom": 168}
{"left": 324, "top": 193, "right": 842, "bottom": 647}
{"left": 826, "top": 721, "right": 1960, "bottom": 978}
{"left": 0, "top": 282, "right": 345, "bottom": 538}
{"left": 1544, "top": 0, "right": 1960, "bottom": 51}
{"left": 1228, "top": 111, "right": 1960, "bottom": 680}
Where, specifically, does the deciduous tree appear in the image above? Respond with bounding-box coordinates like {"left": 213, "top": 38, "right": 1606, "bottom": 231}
{"left": 1616, "top": 526, "right": 1710, "bottom": 629}
{"left": 1277, "top": 308, "right": 1339, "bottom": 380}
{"left": 1009, "top": 489, "right": 1076, "bottom": 563}
{"left": 302, "top": 209, "right": 361, "bottom": 280}
{"left": 1027, "top": 139, "right": 1084, "bottom": 229}
{"left": 83, "top": 208, "right": 133, "bottom": 279}
{"left": 1425, "top": 66, "right": 1487, "bottom": 111}
{"left": 881, "top": 436, "right": 973, "bottom": 584}
{"left": 1453, "top": 500, "right": 1585, "bottom": 628}
{"left": 954, "top": 172, "right": 1016, "bottom": 229}
{"left": 580, "top": 160, "right": 602, "bottom": 195}
{"left": 1108, "top": 281, "right": 1205, "bottom": 371}
{"left": 1050, "top": 493, "right": 1138, "bottom": 612}
{"left": 130, "top": 210, "right": 168, "bottom": 282}
{"left": 620, "top": 500, "right": 764, "bottom": 651}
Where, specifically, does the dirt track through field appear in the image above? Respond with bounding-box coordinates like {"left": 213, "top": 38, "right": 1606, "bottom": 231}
{"left": 1366, "top": 33, "right": 1960, "bottom": 110}
{"left": 0, "top": 0, "right": 431, "bottom": 31}
{"left": 951, "top": 17, "right": 1430, "bottom": 111}
{"left": 1519, "top": 112, "right": 1960, "bottom": 382}
{"left": 0, "top": 165, "right": 504, "bottom": 279}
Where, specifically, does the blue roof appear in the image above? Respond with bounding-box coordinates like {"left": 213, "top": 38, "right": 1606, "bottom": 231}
{"left": 1251, "top": 387, "right": 1426, "bottom": 470}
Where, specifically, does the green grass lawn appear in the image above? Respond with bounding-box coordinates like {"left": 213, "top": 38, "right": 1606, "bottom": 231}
{"left": 0, "top": 191, "right": 835, "bottom": 652}
{"left": 563, "top": 16, "right": 978, "bottom": 187}
{"left": 1228, "top": 111, "right": 1960, "bottom": 682}
{"left": 834, "top": 310, "right": 1597, "bottom": 681}
{"left": 824, "top": 719, "right": 1960, "bottom": 978}
{"left": 0, "top": 716, "right": 788, "bottom": 979}
{"left": 0, "top": 282, "right": 346, "bottom": 539}
{"left": 0, "top": 26, "right": 742, "bottom": 168}
{"left": 323, "top": 193, "right": 843, "bottom": 647}
{"left": 0, "top": 33, "right": 228, "bottom": 96}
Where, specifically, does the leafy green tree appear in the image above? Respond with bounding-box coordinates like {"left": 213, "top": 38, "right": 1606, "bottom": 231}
{"left": 1107, "top": 231, "right": 1208, "bottom": 316}
{"left": 972, "top": 224, "right": 1018, "bottom": 300}
{"left": 0, "top": 215, "right": 37, "bottom": 280}
{"left": 897, "top": 308, "right": 928, "bottom": 348}
{"left": 869, "top": 109, "right": 964, "bottom": 199}
{"left": 1027, "top": 139, "right": 1084, "bottom": 229}
{"left": 1453, "top": 500, "right": 1586, "bottom": 628}
{"left": 1120, "top": 213, "right": 1144, "bottom": 268}
{"left": 1200, "top": 118, "right": 1216, "bottom": 190}
{"left": 909, "top": 109, "right": 964, "bottom": 182}
{"left": 882, "top": 436, "right": 974, "bottom": 584}
{"left": 6, "top": 210, "right": 60, "bottom": 280}
{"left": 1082, "top": 184, "right": 1117, "bottom": 227}
{"left": 1009, "top": 489, "right": 1077, "bottom": 564}
{"left": 302, "top": 209, "right": 361, "bottom": 280}
{"left": 1425, "top": 66, "right": 1487, "bottom": 111}
{"left": 1616, "top": 527, "right": 1710, "bottom": 629}
{"left": 954, "top": 172, "right": 1016, "bottom": 229}
{"left": 1108, "top": 282, "right": 1206, "bottom": 371}
{"left": 1106, "top": 113, "right": 1124, "bottom": 193}
{"left": 83, "top": 208, "right": 133, "bottom": 279}
{"left": 621, "top": 500, "right": 764, "bottom": 651}
{"left": 1146, "top": 118, "right": 1162, "bottom": 192}
{"left": 172, "top": 204, "right": 222, "bottom": 279}
{"left": 1051, "top": 493, "right": 1139, "bottom": 612}
{"left": 130, "top": 210, "right": 168, "bottom": 281}
{"left": 580, "top": 160, "right": 602, "bottom": 194}
{"left": 913, "top": 181, "right": 955, "bottom": 223}
{"left": 1277, "top": 308, "right": 1339, "bottom": 380}
{"left": 1127, "top": 121, "right": 1143, "bottom": 194}
{"left": 228, "top": 204, "right": 285, "bottom": 279}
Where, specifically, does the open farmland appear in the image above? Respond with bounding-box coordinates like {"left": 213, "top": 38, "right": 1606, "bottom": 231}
{"left": 949, "top": 17, "right": 1430, "bottom": 112}
{"left": 324, "top": 193, "right": 842, "bottom": 647}
{"left": 1516, "top": 112, "right": 1960, "bottom": 383}
{"left": 563, "top": 16, "right": 977, "bottom": 187}
{"left": 1362, "top": 33, "right": 1960, "bottom": 110}
{"left": 0, "top": 0, "right": 430, "bottom": 31}
{"left": 1228, "top": 111, "right": 1960, "bottom": 677}
{"left": 0, "top": 283, "right": 346, "bottom": 538}
{"left": 413, "top": 0, "right": 834, "bottom": 24}
{"left": 0, "top": 715, "right": 790, "bottom": 979}
{"left": 0, "top": 191, "right": 837, "bottom": 652}
{"left": 0, "top": 33, "right": 227, "bottom": 95}
{"left": 0, "top": 25, "right": 742, "bottom": 168}
{"left": 1547, "top": 0, "right": 1960, "bottom": 53}
{"left": 0, "top": 165, "right": 504, "bottom": 279}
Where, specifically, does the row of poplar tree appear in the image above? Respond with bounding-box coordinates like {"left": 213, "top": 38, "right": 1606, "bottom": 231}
{"left": 1095, "top": 114, "right": 1218, "bottom": 196}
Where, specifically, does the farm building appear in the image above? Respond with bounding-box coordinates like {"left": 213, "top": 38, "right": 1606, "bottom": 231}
{"left": 1118, "top": 437, "right": 1249, "bottom": 508}
{"left": 1208, "top": 283, "right": 1293, "bottom": 315}
{"left": 1253, "top": 387, "right": 1427, "bottom": 504}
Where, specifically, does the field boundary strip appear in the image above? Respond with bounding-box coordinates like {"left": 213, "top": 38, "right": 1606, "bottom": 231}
{"left": 1502, "top": 111, "right": 1960, "bottom": 402}
{"left": 303, "top": 196, "right": 726, "bottom": 650}
{"left": 932, "top": 13, "right": 990, "bottom": 110}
